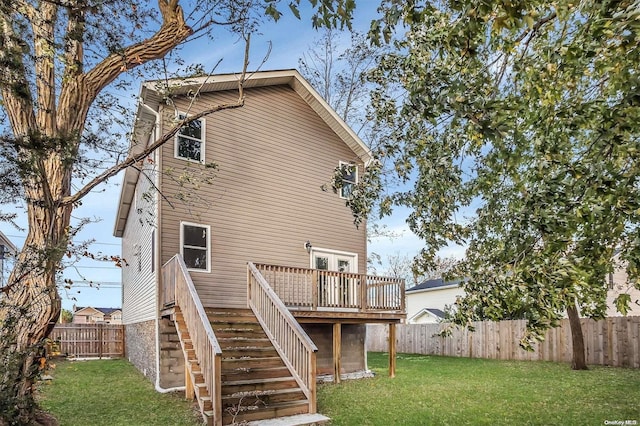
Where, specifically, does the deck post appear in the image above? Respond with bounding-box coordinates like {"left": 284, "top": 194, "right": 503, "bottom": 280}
{"left": 333, "top": 322, "right": 342, "bottom": 384}
{"left": 389, "top": 323, "right": 396, "bottom": 378}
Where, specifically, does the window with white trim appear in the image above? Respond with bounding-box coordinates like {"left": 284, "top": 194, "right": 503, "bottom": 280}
{"left": 181, "top": 222, "right": 210, "bottom": 272}
{"left": 175, "top": 113, "right": 204, "bottom": 162}
{"left": 339, "top": 161, "right": 357, "bottom": 199}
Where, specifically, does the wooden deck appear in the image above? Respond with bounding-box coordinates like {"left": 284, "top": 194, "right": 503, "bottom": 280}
{"left": 254, "top": 263, "right": 406, "bottom": 323}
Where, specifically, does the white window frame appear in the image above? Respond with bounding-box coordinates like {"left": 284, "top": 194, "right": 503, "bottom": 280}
{"left": 339, "top": 161, "right": 358, "bottom": 199}
{"left": 180, "top": 221, "right": 211, "bottom": 273}
{"left": 174, "top": 112, "right": 205, "bottom": 163}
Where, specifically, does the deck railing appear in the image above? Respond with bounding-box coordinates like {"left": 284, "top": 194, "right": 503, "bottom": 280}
{"left": 163, "top": 255, "right": 222, "bottom": 425}
{"left": 254, "top": 263, "right": 405, "bottom": 313}
{"left": 247, "top": 262, "right": 318, "bottom": 413}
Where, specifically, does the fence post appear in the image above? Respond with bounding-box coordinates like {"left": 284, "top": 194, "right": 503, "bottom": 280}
{"left": 98, "top": 323, "right": 103, "bottom": 359}
{"left": 389, "top": 323, "right": 396, "bottom": 378}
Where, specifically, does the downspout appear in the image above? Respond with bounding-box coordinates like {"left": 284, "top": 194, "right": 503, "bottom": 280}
{"left": 140, "top": 100, "right": 185, "bottom": 393}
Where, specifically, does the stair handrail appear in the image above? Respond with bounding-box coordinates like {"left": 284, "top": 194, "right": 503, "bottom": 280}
{"left": 164, "top": 255, "right": 222, "bottom": 425}
{"left": 247, "top": 262, "right": 318, "bottom": 413}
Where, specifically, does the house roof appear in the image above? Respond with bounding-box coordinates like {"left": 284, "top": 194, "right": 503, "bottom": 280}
{"left": 0, "top": 231, "right": 18, "bottom": 255}
{"left": 74, "top": 306, "right": 121, "bottom": 315}
{"left": 406, "top": 277, "right": 464, "bottom": 293}
{"left": 408, "top": 307, "right": 446, "bottom": 323}
{"left": 113, "top": 69, "right": 373, "bottom": 237}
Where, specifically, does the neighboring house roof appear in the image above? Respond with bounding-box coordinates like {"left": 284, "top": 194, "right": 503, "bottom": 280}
{"left": 408, "top": 307, "right": 446, "bottom": 323}
{"left": 406, "top": 278, "right": 464, "bottom": 294}
{"left": 113, "top": 69, "right": 373, "bottom": 237}
{"left": 74, "top": 306, "right": 121, "bottom": 315}
{"left": 0, "top": 231, "right": 18, "bottom": 256}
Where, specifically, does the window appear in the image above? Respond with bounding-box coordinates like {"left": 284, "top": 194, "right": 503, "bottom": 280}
{"left": 339, "top": 161, "right": 357, "bottom": 199}
{"left": 181, "top": 222, "right": 210, "bottom": 272}
{"left": 608, "top": 272, "right": 614, "bottom": 290}
{"left": 175, "top": 113, "right": 204, "bottom": 162}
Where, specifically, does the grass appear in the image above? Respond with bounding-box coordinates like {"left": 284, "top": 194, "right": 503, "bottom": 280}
{"left": 38, "top": 359, "right": 202, "bottom": 426}
{"left": 318, "top": 352, "right": 640, "bottom": 426}
{"left": 38, "top": 354, "right": 640, "bottom": 425}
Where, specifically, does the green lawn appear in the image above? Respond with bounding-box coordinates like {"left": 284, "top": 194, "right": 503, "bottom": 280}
{"left": 38, "top": 359, "right": 202, "bottom": 426}
{"left": 38, "top": 354, "right": 640, "bottom": 426}
{"left": 318, "top": 352, "right": 640, "bottom": 426}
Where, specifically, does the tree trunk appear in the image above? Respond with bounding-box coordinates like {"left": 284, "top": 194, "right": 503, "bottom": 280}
{"left": 0, "top": 162, "right": 71, "bottom": 423}
{"left": 566, "top": 303, "right": 588, "bottom": 370}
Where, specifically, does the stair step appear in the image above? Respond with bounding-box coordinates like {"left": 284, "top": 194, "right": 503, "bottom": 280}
{"left": 210, "top": 318, "right": 260, "bottom": 328}
{"left": 205, "top": 307, "right": 253, "bottom": 314}
{"left": 222, "top": 387, "right": 306, "bottom": 407}
{"left": 199, "top": 395, "right": 213, "bottom": 411}
{"left": 222, "top": 356, "right": 285, "bottom": 369}
{"left": 223, "top": 347, "right": 279, "bottom": 359}
{"left": 223, "top": 376, "right": 299, "bottom": 393}
{"left": 218, "top": 337, "right": 272, "bottom": 348}
{"left": 245, "top": 413, "right": 331, "bottom": 426}
{"left": 222, "top": 400, "right": 309, "bottom": 424}
{"left": 214, "top": 329, "right": 267, "bottom": 339}
{"left": 194, "top": 382, "right": 209, "bottom": 399}
{"left": 205, "top": 309, "right": 253, "bottom": 317}
{"left": 222, "top": 365, "right": 291, "bottom": 381}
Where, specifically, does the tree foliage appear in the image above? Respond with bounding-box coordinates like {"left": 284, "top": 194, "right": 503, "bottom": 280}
{"left": 366, "top": 0, "right": 640, "bottom": 368}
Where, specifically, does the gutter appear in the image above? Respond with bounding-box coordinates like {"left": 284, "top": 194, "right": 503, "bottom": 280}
{"left": 406, "top": 284, "right": 460, "bottom": 294}
{"left": 142, "top": 100, "right": 181, "bottom": 394}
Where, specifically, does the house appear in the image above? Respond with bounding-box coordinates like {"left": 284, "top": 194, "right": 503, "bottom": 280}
{"left": 72, "top": 306, "right": 123, "bottom": 324}
{"left": 113, "top": 69, "right": 405, "bottom": 425}
{"left": 405, "top": 278, "right": 465, "bottom": 324}
{"left": 406, "top": 255, "right": 639, "bottom": 324}
{"left": 0, "top": 231, "right": 17, "bottom": 288}
{"left": 606, "top": 252, "right": 640, "bottom": 317}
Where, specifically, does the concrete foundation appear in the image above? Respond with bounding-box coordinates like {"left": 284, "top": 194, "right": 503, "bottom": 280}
{"left": 125, "top": 320, "right": 157, "bottom": 384}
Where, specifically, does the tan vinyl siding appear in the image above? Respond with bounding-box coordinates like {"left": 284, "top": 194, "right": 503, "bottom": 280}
{"left": 159, "top": 85, "right": 367, "bottom": 308}
{"left": 122, "top": 152, "right": 158, "bottom": 323}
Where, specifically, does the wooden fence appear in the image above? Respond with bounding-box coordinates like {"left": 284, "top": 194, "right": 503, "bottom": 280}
{"left": 49, "top": 323, "right": 125, "bottom": 358}
{"left": 367, "top": 316, "right": 640, "bottom": 368}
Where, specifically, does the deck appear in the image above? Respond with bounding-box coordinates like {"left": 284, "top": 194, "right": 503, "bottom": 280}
{"left": 253, "top": 263, "right": 406, "bottom": 323}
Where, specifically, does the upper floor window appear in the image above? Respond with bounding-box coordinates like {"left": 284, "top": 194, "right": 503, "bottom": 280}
{"left": 339, "top": 161, "right": 358, "bottom": 199}
{"left": 175, "top": 113, "right": 204, "bottom": 162}
{"left": 181, "top": 222, "right": 210, "bottom": 272}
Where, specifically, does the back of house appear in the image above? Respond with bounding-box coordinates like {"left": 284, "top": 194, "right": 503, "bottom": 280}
{"left": 113, "top": 71, "right": 405, "bottom": 410}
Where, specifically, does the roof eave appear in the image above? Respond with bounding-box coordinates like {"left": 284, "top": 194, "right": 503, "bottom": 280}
{"left": 406, "top": 284, "right": 460, "bottom": 294}
{"left": 0, "top": 231, "right": 18, "bottom": 253}
{"left": 113, "top": 87, "right": 158, "bottom": 237}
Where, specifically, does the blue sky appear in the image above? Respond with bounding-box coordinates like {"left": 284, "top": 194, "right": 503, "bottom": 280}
{"left": 0, "top": 3, "right": 463, "bottom": 312}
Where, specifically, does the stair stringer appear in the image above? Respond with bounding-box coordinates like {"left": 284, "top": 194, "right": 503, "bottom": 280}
{"left": 174, "top": 307, "right": 219, "bottom": 426}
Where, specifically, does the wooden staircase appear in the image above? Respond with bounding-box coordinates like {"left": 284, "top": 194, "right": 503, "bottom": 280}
{"left": 211, "top": 308, "right": 311, "bottom": 424}
{"left": 175, "top": 307, "right": 317, "bottom": 425}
